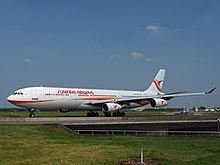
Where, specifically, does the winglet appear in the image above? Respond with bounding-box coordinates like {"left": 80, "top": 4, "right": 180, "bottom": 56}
{"left": 206, "top": 87, "right": 216, "bottom": 94}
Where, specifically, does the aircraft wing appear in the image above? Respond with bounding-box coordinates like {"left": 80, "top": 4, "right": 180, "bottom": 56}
{"left": 88, "top": 87, "right": 216, "bottom": 105}
{"left": 162, "top": 87, "right": 216, "bottom": 100}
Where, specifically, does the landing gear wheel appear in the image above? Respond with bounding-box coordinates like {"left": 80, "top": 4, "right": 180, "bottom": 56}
{"left": 112, "top": 112, "right": 125, "bottom": 117}
{"left": 113, "top": 112, "right": 118, "bottom": 117}
{"left": 29, "top": 113, "right": 35, "bottom": 118}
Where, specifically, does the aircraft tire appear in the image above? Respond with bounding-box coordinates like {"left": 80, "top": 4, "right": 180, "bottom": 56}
{"left": 113, "top": 112, "right": 125, "bottom": 117}
{"left": 29, "top": 113, "right": 35, "bottom": 118}
{"left": 113, "top": 112, "right": 117, "bottom": 117}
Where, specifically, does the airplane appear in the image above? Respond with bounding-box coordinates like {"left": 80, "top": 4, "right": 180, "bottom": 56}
{"left": 7, "top": 69, "right": 216, "bottom": 118}
{"left": 182, "top": 106, "right": 189, "bottom": 113}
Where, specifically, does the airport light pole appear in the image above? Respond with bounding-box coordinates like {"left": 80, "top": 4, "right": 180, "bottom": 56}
{"left": 141, "top": 149, "right": 144, "bottom": 164}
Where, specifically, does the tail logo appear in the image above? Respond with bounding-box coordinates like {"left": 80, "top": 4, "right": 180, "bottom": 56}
{"left": 153, "top": 79, "right": 163, "bottom": 92}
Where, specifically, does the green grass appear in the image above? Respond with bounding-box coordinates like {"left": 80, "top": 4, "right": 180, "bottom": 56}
{"left": 0, "top": 125, "right": 220, "bottom": 165}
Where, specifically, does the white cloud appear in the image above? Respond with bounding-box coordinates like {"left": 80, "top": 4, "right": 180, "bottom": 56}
{"left": 145, "top": 57, "right": 153, "bottom": 62}
{"left": 24, "top": 57, "right": 34, "bottom": 64}
{"left": 130, "top": 52, "right": 153, "bottom": 62}
{"left": 131, "top": 52, "right": 144, "bottom": 60}
{"left": 146, "top": 23, "right": 163, "bottom": 32}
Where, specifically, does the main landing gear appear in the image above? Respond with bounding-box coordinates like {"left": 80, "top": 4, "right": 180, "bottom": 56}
{"left": 104, "top": 111, "right": 125, "bottom": 117}
{"left": 87, "top": 111, "right": 99, "bottom": 117}
{"left": 112, "top": 111, "right": 125, "bottom": 117}
{"left": 87, "top": 111, "right": 126, "bottom": 117}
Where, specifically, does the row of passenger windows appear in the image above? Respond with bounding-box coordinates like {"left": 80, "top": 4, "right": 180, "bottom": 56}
{"left": 44, "top": 93, "right": 117, "bottom": 97}
{"left": 93, "top": 95, "right": 117, "bottom": 97}
{"left": 13, "top": 92, "right": 24, "bottom": 95}
{"left": 45, "top": 93, "right": 69, "bottom": 96}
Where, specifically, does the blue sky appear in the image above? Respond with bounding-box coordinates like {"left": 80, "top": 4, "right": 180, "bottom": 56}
{"left": 0, "top": 0, "right": 219, "bottom": 108}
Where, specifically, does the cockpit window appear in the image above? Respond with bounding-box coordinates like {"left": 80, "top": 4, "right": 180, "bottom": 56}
{"left": 13, "top": 92, "right": 24, "bottom": 95}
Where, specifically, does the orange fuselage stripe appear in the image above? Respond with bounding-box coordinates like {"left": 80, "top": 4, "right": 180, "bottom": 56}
{"left": 8, "top": 100, "right": 54, "bottom": 105}
{"left": 79, "top": 97, "right": 116, "bottom": 101}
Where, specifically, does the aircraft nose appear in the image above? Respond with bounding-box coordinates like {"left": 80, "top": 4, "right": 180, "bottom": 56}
{"left": 7, "top": 95, "right": 14, "bottom": 104}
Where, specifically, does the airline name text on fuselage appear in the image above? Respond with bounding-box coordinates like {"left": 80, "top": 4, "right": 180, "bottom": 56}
{"left": 57, "top": 90, "right": 94, "bottom": 95}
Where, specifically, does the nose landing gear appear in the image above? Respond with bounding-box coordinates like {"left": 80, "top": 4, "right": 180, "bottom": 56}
{"left": 28, "top": 109, "right": 36, "bottom": 118}
{"left": 29, "top": 113, "right": 35, "bottom": 118}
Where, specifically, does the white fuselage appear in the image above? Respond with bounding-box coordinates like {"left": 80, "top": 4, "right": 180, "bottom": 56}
{"left": 7, "top": 87, "right": 149, "bottom": 111}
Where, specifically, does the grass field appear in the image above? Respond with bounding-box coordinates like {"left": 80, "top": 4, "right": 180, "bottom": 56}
{"left": 0, "top": 125, "right": 220, "bottom": 165}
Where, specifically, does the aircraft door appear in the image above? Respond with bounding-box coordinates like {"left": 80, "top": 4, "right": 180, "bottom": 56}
{"left": 32, "top": 93, "right": 39, "bottom": 101}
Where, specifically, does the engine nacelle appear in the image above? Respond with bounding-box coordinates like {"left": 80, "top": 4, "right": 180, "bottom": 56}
{"left": 102, "top": 103, "right": 122, "bottom": 112}
{"left": 150, "top": 98, "right": 168, "bottom": 107}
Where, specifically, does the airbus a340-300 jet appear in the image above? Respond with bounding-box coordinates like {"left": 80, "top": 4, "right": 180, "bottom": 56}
{"left": 7, "top": 69, "right": 216, "bottom": 117}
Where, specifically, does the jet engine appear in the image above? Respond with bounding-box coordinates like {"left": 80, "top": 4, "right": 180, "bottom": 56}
{"left": 150, "top": 98, "right": 168, "bottom": 107}
{"left": 102, "top": 103, "right": 122, "bottom": 112}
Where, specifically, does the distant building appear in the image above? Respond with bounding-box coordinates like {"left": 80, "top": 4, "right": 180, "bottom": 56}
{"left": 191, "top": 106, "right": 218, "bottom": 112}
{"left": 191, "top": 107, "right": 199, "bottom": 112}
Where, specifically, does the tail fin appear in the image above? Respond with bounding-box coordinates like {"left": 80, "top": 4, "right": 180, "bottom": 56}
{"left": 144, "top": 69, "right": 166, "bottom": 95}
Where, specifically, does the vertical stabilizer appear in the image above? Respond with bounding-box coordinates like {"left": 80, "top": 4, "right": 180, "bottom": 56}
{"left": 144, "top": 69, "right": 166, "bottom": 95}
